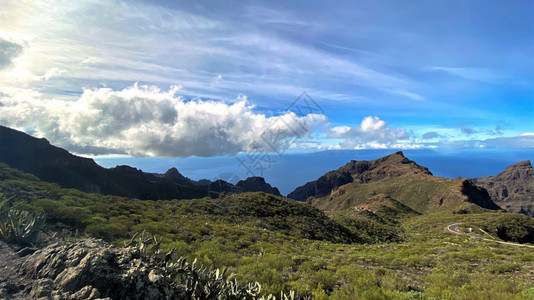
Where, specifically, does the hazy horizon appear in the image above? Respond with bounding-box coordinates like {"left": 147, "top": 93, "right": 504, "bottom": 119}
{"left": 94, "top": 148, "right": 534, "bottom": 195}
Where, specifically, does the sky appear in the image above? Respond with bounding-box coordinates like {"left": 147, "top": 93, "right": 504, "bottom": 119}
{"left": 0, "top": 0, "right": 533, "bottom": 191}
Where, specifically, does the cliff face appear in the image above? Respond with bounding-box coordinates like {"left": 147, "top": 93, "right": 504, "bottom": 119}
{"left": 473, "top": 161, "right": 534, "bottom": 216}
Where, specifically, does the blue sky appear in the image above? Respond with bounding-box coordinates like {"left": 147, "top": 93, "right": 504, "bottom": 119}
{"left": 0, "top": 1, "right": 533, "bottom": 177}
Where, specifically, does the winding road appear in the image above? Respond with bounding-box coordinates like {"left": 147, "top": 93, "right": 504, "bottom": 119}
{"left": 446, "top": 223, "right": 534, "bottom": 249}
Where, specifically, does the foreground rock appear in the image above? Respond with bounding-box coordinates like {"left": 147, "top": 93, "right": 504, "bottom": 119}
{"left": 0, "top": 239, "right": 184, "bottom": 299}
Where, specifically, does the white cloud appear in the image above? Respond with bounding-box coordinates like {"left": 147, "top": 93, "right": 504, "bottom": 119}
{"left": 0, "top": 34, "right": 66, "bottom": 84}
{"left": 329, "top": 116, "right": 409, "bottom": 145}
{"left": 0, "top": 84, "right": 326, "bottom": 157}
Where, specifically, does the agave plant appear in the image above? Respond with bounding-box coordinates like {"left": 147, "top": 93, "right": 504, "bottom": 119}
{"left": 0, "top": 195, "right": 46, "bottom": 246}
{"left": 126, "top": 231, "right": 311, "bottom": 299}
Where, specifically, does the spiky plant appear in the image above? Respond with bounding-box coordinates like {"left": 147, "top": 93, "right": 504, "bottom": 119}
{"left": 126, "top": 231, "right": 310, "bottom": 299}
{"left": 0, "top": 194, "right": 46, "bottom": 246}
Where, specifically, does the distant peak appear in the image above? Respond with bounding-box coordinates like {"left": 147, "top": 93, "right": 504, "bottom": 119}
{"left": 242, "top": 176, "right": 266, "bottom": 183}
{"left": 165, "top": 167, "right": 180, "bottom": 175}
{"left": 163, "top": 167, "right": 185, "bottom": 179}
{"left": 506, "top": 160, "right": 533, "bottom": 170}
{"left": 394, "top": 151, "right": 405, "bottom": 157}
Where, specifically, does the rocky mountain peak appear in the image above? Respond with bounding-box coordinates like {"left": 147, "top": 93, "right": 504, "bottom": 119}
{"left": 473, "top": 160, "right": 534, "bottom": 216}
{"left": 112, "top": 165, "right": 143, "bottom": 175}
{"left": 162, "top": 167, "right": 185, "bottom": 180}
{"left": 288, "top": 152, "right": 432, "bottom": 201}
{"left": 236, "top": 177, "right": 281, "bottom": 196}
{"left": 503, "top": 160, "right": 533, "bottom": 175}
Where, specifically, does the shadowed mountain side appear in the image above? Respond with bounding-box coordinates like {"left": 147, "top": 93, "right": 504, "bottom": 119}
{"left": 473, "top": 160, "right": 534, "bottom": 216}
{"left": 0, "top": 126, "right": 281, "bottom": 200}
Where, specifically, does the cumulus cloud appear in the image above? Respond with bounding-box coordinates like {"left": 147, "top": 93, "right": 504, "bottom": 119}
{"left": 329, "top": 116, "right": 409, "bottom": 140}
{"left": 0, "top": 84, "right": 325, "bottom": 157}
{"left": 328, "top": 116, "right": 410, "bottom": 149}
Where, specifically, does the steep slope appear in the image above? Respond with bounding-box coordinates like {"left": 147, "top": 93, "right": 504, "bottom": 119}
{"left": 0, "top": 126, "right": 211, "bottom": 200}
{"left": 289, "top": 152, "right": 500, "bottom": 214}
{"left": 0, "top": 126, "right": 281, "bottom": 200}
{"left": 473, "top": 160, "right": 534, "bottom": 216}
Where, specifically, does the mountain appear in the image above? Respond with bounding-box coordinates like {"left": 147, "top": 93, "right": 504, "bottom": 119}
{"left": 288, "top": 151, "right": 431, "bottom": 201}
{"left": 0, "top": 125, "right": 280, "bottom": 200}
{"left": 288, "top": 151, "right": 500, "bottom": 214}
{"left": 473, "top": 160, "right": 534, "bottom": 216}
{"left": 236, "top": 177, "right": 281, "bottom": 196}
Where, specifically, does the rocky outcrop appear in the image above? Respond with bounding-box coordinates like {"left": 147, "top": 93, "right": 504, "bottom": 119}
{"left": 236, "top": 177, "right": 281, "bottom": 196}
{"left": 0, "top": 239, "right": 184, "bottom": 299}
{"left": 473, "top": 160, "right": 534, "bottom": 216}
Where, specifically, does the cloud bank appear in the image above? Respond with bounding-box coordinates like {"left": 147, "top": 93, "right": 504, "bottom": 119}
{"left": 0, "top": 84, "right": 325, "bottom": 157}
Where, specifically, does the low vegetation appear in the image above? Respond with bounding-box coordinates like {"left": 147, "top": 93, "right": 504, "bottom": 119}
{"left": 0, "top": 163, "right": 533, "bottom": 299}
{"left": 0, "top": 194, "right": 45, "bottom": 246}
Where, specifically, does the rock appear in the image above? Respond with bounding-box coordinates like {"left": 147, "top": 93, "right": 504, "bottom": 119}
{"left": 16, "top": 247, "right": 37, "bottom": 257}
{"left": 0, "top": 239, "right": 185, "bottom": 299}
{"left": 68, "top": 285, "right": 102, "bottom": 300}
{"left": 236, "top": 177, "right": 282, "bottom": 196}
{"left": 29, "top": 279, "right": 53, "bottom": 298}
{"left": 473, "top": 160, "right": 534, "bottom": 216}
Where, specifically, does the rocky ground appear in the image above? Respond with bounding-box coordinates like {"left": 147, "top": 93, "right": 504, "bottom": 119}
{"left": 0, "top": 239, "right": 183, "bottom": 300}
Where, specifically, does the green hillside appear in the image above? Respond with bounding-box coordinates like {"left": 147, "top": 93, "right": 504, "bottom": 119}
{"left": 1, "top": 163, "right": 533, "bottom": 299}
{"left": 310, "top": 173, "right": 499, "bottom": 214}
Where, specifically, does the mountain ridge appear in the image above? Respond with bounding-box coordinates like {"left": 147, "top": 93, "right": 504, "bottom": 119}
{"left": 0, "top": 125, "right": 281, "bottom": 200}
{"left": 288, "top": 151, "right": 432, "bottom": 201}
{"left": 288, "top": 151, "right": 501, "bottom": 214}
{"left": 472, "top": 160, "right": 534, "bottom": 216}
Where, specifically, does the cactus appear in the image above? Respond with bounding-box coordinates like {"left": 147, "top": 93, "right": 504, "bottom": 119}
{"left": 126, "top": 231, "right": 309, "bottom": 299}
{"left": 0, "top": 194, "right": 46, "bottom": 246}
